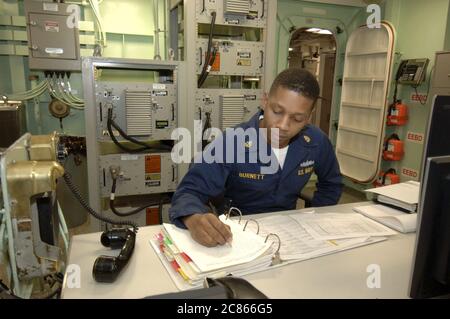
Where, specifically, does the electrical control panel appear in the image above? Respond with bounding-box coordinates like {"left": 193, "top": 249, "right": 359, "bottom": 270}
{"left": 82, "top": 58, "right": 182, "bottom": 231}
{"left": 196, "top": 0, "right": 267, "bottom": 27}
{"left": 196, "top": 89, "right": 261, "bottom": 130}
{"left": 99, "top": 152, "right": 178, "bottom": 197}
{"left": 196, "top": 39, "right": 265, "bottom": 76}
{"left": 95, "top": 82, "right": 178, "bottom": 141}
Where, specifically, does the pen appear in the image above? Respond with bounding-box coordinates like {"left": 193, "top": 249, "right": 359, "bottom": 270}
{"left": 207, "top": 202, "right": 234, "bottom": 247}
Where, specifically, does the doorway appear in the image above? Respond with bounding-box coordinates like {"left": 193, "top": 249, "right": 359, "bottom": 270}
{"left": 288, "top": 27, "right": 337, "bottom": 136}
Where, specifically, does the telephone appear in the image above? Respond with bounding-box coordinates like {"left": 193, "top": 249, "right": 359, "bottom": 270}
{"left": 92, "top": 228, "right": 136, "bottom": 283}
{"left": 396, "top": 58, "right": 429, "bottom": 86}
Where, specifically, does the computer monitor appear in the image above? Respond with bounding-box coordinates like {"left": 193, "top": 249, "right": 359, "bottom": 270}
{"left": 409, "top": 155, "right": 450, "bottom": 298}
{"left": 409, "top": 95, "right": 450, "bottom": 298}
{"left": 419, "top": 95, "right": 450, "bottom": 180}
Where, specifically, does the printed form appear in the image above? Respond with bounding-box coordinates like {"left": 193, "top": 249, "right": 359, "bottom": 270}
{"left": 290, "top": 213, "right": 397, "bottom": 240}
{"left": 246, "top": 214, "right": 383, "bottom": 261}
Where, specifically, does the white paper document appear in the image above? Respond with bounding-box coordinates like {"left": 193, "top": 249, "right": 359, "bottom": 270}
{"left": 290, "top": 213, "right": 397, "bottom": 240}
{"left": 245, "top": 215, "right": 337, "bottom": 260}
{"left": 246, "top": 213, "right": 388, "bottom": 260}
{"left": 353, "top": 204, "right": 417, "bottom": 233}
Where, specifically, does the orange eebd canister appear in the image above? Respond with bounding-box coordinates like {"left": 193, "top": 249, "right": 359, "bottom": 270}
{"left": 373, "top": 169, "right": 401, "bottom": 187}
{"left": 387, "top": 101, "right": 408, "bottom": 126}
{"left": 383, "top": 133, "right": 404, "bottom": 161}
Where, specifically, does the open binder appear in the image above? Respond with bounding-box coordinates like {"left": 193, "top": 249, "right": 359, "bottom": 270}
{"left": 150, "top": 207, "right": 391, "bottom": 290}
{"left": 149, "top": 208, "right": 281, "bottom": 290}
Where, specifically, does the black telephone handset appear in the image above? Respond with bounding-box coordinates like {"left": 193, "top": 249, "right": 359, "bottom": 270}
{"left": 93, "top": 228, "right": 136, "bottom": 283}
{"left": 396, "top": 60, "right": 409, "bottom": 82}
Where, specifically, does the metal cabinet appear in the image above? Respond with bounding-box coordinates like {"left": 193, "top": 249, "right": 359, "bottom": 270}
{"left": 431, "top": 51, "right": 450, "bottom": 92}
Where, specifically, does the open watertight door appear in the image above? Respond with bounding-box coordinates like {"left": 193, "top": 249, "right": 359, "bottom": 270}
{"left": 335, "top": 22, "right": 395, "bottom": 183}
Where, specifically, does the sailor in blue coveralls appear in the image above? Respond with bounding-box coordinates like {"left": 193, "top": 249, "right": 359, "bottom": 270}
{"left": 170, "top": 68, "right": 343, "bottom": 247}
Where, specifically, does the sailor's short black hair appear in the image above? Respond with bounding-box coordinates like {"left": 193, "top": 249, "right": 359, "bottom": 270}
{"left": 269, "top": 68, "right": 320, "bottom": 102}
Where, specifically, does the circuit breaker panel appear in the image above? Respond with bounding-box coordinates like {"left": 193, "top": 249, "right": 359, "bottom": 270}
{"left": 83, "top": 58, "right": 180, "bottom": 231}
{"left": 24, "top": 0, "right": 81, "bottom": 71}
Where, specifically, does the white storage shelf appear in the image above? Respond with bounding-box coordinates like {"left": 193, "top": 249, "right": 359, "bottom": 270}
{"left": 340, "top": 102, "right": 383, "bottom": 110}
{"left": 336, "top": 23, "right": 395, "bottom": 183}
{"left": 340, "top": 106, "right": 381, "bottom": 133}
{"left": 339, "top": 125, "right": 378, "bottom": 137}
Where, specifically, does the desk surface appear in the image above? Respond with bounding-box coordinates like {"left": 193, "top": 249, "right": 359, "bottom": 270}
{"left": 61, "top": 202, "right": 416, "bottom": 299}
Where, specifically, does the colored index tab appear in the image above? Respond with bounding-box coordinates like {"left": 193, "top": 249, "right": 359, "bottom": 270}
{"left": 180, "top": 252, "right": 200, "bottom": 273}
{"left": 181, "top": 252, "right": 191, "bottom": 263}
{"left": 170, "top": 260, "right": 179, "bottom": 271}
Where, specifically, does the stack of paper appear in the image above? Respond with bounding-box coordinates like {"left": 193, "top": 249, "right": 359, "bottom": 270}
{"left": 365, "top": 181, "right": 420, "bottom": 212}
{"left": 150, "top": 215, "right": 275, "bottom": 290}
{"left": 353, "top": 204, "right": 417, "bottom": 233}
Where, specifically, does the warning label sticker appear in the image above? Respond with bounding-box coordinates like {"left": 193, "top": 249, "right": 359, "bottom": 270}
{"left": 145, "top": 173, "right": 161, "bottom": 181}
{"left": 145, "top": 155, "right": 161, "bottom": 187}
{"left": 145, "top": 155, "right": 161, "bottom": 174}
{"left": 237, "top": 58, "right": 251, "bottom": 66}
{"left": 45, "top": 21, "right": 60, "bottom": 32}
{"left": 205, "top": 52, "right": 220, "bottom": 71}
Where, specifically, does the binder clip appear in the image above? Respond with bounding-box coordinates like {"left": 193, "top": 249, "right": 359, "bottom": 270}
{"left": 265, "top": 233, "right": 282, "bottom": 266}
